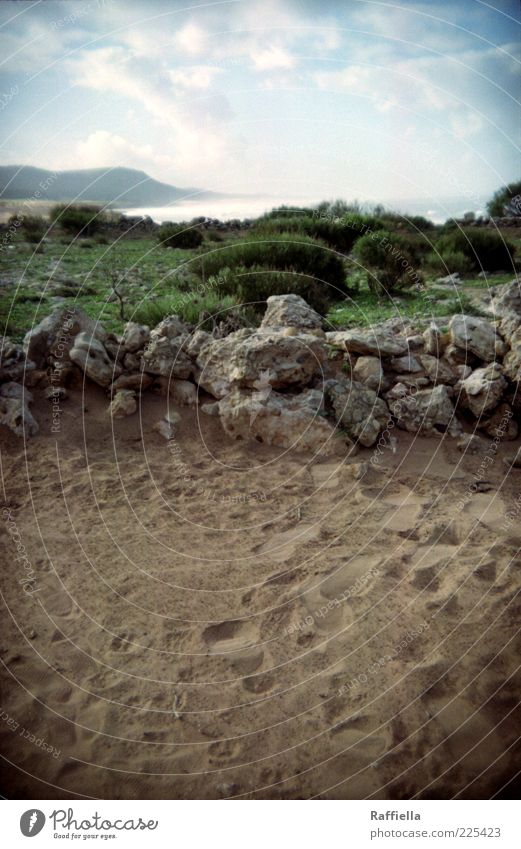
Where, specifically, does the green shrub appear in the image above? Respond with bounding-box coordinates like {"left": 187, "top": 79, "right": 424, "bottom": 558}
{"left": 9, "top": 214, "right": 46, "bottom": 242}
{"left": 195, "top": 234, "right": 347, "bottom": 311}
{"left": 434, "top": 228, "right": 515, "bottom": 271}
{"left": 157, "top": 222, "right": 203, "bottom": 249}
{"left": 353, "top": 230, "right": 421, "bottom": 296}
{"left": 51, "top": 204, "right": 105, "bottom": 237}
{"left": 133, "top": 291, "right": 240, "bottom": 329}
{"left": 207, "top": 265, "right": 334, "bottom": 314}
{"left": 426, "top": 249, "right": 473, "bottom": 276}
{"left": 487, "top": 181, "right": 521, "bottom": 217}
{"left": 252, "top": 215, "right": 364, "bottom": 254}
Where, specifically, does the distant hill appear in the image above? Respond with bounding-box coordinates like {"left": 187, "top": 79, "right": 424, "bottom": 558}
{"left": 0, "top": 165, "right": 218, "bottom": 208}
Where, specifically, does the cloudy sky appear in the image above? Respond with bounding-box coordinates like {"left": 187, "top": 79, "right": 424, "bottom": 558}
{"left": 0, "top": 0, "right": 519, "bottom": 205}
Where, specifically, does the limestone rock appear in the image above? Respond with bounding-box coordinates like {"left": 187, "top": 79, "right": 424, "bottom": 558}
{"left": 449, "top": 314, "right": 503, "bottom": 362}
{"left": 122, "top": 322, "right": 150, "bottom": 353}
{"left": 326, "top": 379, "right": 390, "bottom": 447}
{"left": 457, "top": 434, "right": 489, "bottom": 454}
{"left": 478, "top": 402, "right": 518, "bottom": 440}
{"left": 390, "top": 385, "right": 461, "bottom": 437}
{"left": 23, "top": 306, "right": 107, "bottom": 368}
{"left": 111, "top": 373, "right": 153, "bottom": 393}
{"left": 0, "top": 382, "right": 38, "bottom": 437}
{"left": 69, "top": 332, "right": 121, "bottom": 388}
{"left": 170, "top": 379, "right": 198, "bottom": 406}
{"left": 460, "top": 363, "right": 507, "bottom": 417}
{"left": 141, "top": 333, "right": 193, "bottom": 379}
{"left": 423, "top": 324, "right": 443, "bottom": 356}
{"left": 389, "top": 354, "right": 422, "bottom": 373}
{"left": 491, "top": 279, "right": 521, "bottom": 337}
{"left": 109, "top": 389, "right": 137, "bottom": 418}
{"left": 260, "top": 294, "right": 323, "bottom": 332}
{"left": 352, "top": 356, "right": 384, "bottom": 391}
{"left": 218, "top": 387, "right": 341, "bottom": 454}
{"left": 326, "top": 328, "right": 408, "bottom": 357}
{"left": 502, "top": 327, "right": 521, "bottom": 383}
{"left": 419, "top": 354, "right": 457, "bottom": 385}
{"left": 197, "top": 329, "right": 326, "bottom": 399}
{"left": 153, "top": 315, "right": 189, "bottom": 339}
{"left": 185, "top": 330, "right": 213, "bottom": 359}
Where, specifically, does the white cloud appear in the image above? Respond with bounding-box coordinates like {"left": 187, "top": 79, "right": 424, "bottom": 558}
{"left": 76, "top": 130, "right": 173, "bottom": 172}
{"left": 169, "top": 66, "right": 223, "bottom": 89}
{"left": 250, "top": 45, "right": 296, "bottom": 71}
{"left": 174, "top": 22, "right": 207, "bottom": 56}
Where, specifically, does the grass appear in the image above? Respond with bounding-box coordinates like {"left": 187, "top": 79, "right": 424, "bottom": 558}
{"left": 1, "top": 225, "right": 513, "bottom": 341}
{"left": 326, "top": 288, "right": 488, "bottom": 329}
{"left": 0, "top": 236, "right": 193, "bottom": 338}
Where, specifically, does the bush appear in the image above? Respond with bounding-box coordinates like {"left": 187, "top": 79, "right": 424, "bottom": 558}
{"left": 207, "top": 265, "right": 336, "bottom": 315}
{"left": 9, "top": 214, "right": 46, "bottom": 242}
{"left": 252, "top": 215, "right": 365, "bottom": 254}
{"left": 195, "top": 234, "right": 347, "bottom": 312}
{"left": 353, "top": 230, "right": 421, "bottom": 296}
{"left": 434, "top": 228, "right": 515, "bottom": 272}
{"left": 487, "top": 181, "right": 521, "bottom": 217}
{"left": 51, "top": 204, "right": 105, "bottom": 237}
{"left": 134, "top": 291, "right": 241, "bottom": 329}
{"left": 157, "top": 222, "right": 203, "bottom": 249}
{"left": 426, "top": 249, "right": 473, "bottom": 276}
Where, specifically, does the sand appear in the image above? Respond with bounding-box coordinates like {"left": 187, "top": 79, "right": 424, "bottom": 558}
{"left": 1, "top": 384, "right": 520, "bottom": 799}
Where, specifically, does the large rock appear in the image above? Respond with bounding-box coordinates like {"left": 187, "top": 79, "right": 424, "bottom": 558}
{"left": 478, "top": 403, "right": 518, "bottom": 440}
{"left": 423, "top": 324, "right": 444, "bottom": 356}
{"left": 152, "top": 315, "right": 189, "bottom": 339}
{"left": 0, "top": 382, "right": 38, "bottom": 437}
{"left": 502, "top": 327, "right": 521, "bottom": 382}
{"left": 390, "top": 385, "right": 461, "bottom": 436}
{"left": 260, "top": 294, "right": 323, "bottom": 332}
{"left": 109, "top": 389, "right": 137, "bottom": 418}
{"left": 352, "top": 356, "right": 384, "bottom": 391}
{"left": 389, "top": 354, "right": 422, "bottom": 373}
{"left": 449, "top": 314, "right": 504, "bottom": 362}
{"left": 23, "top": 306, "right": 107, "bottom": 368}
{"left": 491, "top": 279, "right": 521, "bottom": 337}
{"left": 121, "top": 322, "right": 149, "bottom": 353}
{"left": 0, "top": 336, "right": 35, "bottom": 383}
{"left": 197, "top": 329, "right": 326, "bottom": 399}
{"left": 326, "top": 328, "right": 408, "bottom": 357}
{"left": 459, "top": 363, "right": 507, "bottom": 417}
{"left": 419, "top": 354, "right": 457, "bottom": 385}
{"left": 326, "top": 379, "right": 389, "bottom": 447}
{"left": 69, "top": 332, "right": 121, "bottom": 388}
{"left": 218, "top": 387, "right": 340, "bottom": 454}
{"left": 141, "top": 333, "right": 193, "bottom": 379}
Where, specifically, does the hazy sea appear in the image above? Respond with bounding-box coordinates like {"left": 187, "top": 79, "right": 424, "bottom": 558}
{"left": 119, "top": 195, "right": 489, "bottom": 226}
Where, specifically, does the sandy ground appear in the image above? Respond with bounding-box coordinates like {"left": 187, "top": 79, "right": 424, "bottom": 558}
{"left": 0, "top": 385, "right": 520, "bottom": 800}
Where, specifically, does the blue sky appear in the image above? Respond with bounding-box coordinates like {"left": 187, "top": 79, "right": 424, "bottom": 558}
{"left": 0, "top": 0, "right": 519, "bottom": 205}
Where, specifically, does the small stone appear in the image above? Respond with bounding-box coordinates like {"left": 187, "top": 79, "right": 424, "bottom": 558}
{"left": 109, "top": 389, "right": 137, "bottom": 418}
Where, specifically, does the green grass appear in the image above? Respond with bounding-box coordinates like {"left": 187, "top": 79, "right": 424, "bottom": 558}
{"left": 0, "top": 236, "right": 194, "bottom": 338}
{"left": 326, "top": 288, "right": 487, "bottom": 329}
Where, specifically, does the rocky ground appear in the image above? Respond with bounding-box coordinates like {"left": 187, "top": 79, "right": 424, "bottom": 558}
{"left": 1, "top": 289, "right": 520, "bottom": 798}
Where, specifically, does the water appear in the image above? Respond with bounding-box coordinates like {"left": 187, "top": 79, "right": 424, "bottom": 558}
{"left": 119, "top": 194, "right": 489, "bottom": 226}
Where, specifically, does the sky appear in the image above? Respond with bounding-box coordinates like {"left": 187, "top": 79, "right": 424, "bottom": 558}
{"left": 0, "top": 0, "right": 519, "bottom": 207}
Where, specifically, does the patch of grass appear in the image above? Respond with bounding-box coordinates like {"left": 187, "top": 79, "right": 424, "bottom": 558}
{"left": 133, "top": 291, "right": 241, "bottom": 328}
{"left": 326, "top": 288, "right": 487, "bottom": 329}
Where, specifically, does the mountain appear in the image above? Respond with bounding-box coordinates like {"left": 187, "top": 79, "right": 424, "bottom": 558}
{"left": 0, "top": 165, "right": 218, "bottom": 208}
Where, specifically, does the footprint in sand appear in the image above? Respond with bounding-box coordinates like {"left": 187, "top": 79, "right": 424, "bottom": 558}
{"left": 257, "top": 524, "right": 321, "bottom": 563}
{"left": 203, "top": 620, "right": 259, "bottom": 658}
{"left": 406, "top": 544, "right": 459, "bottom": 591}
{"left": 381, "top": 487, "right": 426, "bottom": 533}
{"left": 319, "top": 554, "right": 382, "bottom": 601}
{"left": 310, "top": 461, "right": 344, "bottom": 490}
